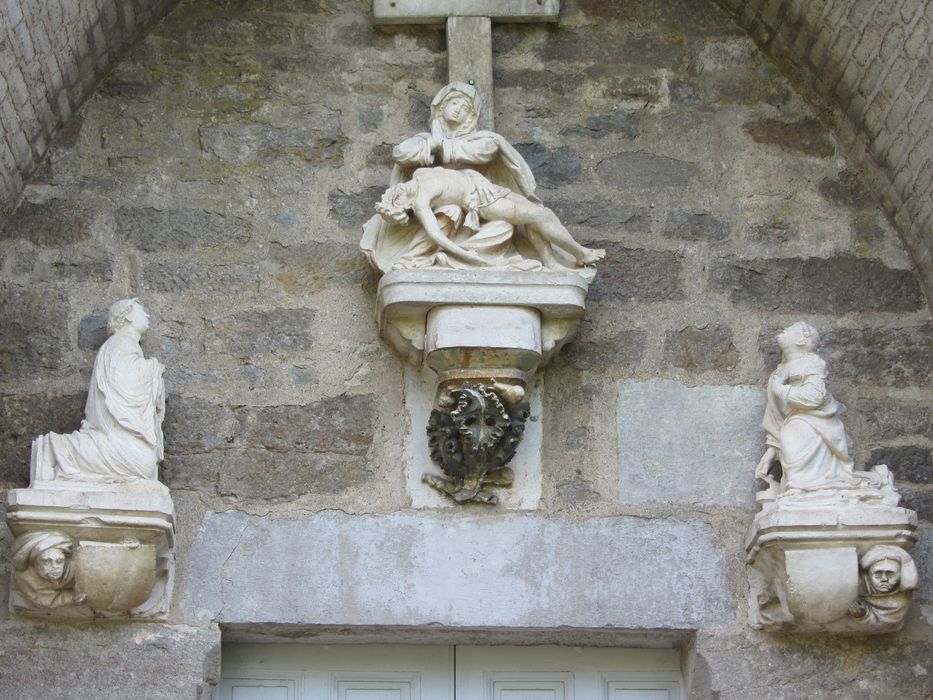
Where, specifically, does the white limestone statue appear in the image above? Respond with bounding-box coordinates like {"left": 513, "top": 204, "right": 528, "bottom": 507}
{"left": 375, "top": 167, "right": 604, "bottom": 269}
{"left": 754, "top": 321, "right": 898, "bottom": 508}
{"left": 31, "top": 298, "right": 165, "bottom": 486}
{"left": 361, "top": 81, "right": 600, "bottom": 275}
{"left": 746, "top": 322, "right": 918, "bottom": 634}
{"left": 849, "top": 545, "right": 918, "bottom": 626}
{"left": 11, "top": 531, "right": 80, "bottom": 609}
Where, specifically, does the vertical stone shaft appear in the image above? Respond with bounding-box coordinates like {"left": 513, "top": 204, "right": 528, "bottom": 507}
{"left": 447, "top": 16, "right": 494, "bottom": 130}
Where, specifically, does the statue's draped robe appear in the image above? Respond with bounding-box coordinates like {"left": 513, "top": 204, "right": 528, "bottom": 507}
{"left": 762, "top": 354, "right": 857, "bottom": 492}
{"left": 33, "top": 331, "right": 164, "bottom": 482}
{"left": 361, "top": 131, "right": 548, "bottom": 272}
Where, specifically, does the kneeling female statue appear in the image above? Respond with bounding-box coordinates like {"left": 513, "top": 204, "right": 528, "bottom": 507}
{"left": 755, "top": 321, "right": 898, "bottom": 507}
{"left": 31, "top": 298, "right": 165, "bottom": 486}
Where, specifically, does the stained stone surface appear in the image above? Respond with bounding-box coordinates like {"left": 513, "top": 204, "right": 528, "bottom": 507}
{"left": 0, "top": 0, "right": 930, "bottom": 695}
{"left": 617, "top": 380, "right": 764, "bottom": 507}
{"left": 0, "top": 620, "right": 219, "bottom": 700}
{"left": 186, "top": 509, "right": 735, "bottom": 629}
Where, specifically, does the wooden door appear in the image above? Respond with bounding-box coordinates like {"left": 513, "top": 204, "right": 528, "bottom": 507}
{"left": 220, "top": 644, "right": 682, "bottom": 700}
{"left": 455, "top": 645, "right": 682, "bottom": 700}
{"left": 220, "top": 644, "right": 455, "bottom": 700}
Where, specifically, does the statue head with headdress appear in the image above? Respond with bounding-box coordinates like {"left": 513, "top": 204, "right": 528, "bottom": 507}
{"left": 12, "top": 531, "right": 75, "bottom": 587}
{"left": 430, "top": 82, "right": 481, "bottom": 140}
{"left": 860, "top": 545, "right": 917, "bottom": 596}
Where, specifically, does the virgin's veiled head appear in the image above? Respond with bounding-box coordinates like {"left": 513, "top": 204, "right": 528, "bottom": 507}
{"left": 430, "top": 82, "right": 480, "bottom": 139}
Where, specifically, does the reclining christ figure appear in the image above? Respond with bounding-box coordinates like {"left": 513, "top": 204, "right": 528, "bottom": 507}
{"left": 375, "top": 167, "right": 605, "bottom": 270}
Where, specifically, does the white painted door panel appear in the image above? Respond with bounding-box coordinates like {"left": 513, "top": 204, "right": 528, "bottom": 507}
{"left": 220, "top": 644, "right": 454, "bottom": 700}
{"left": 455, "top": 646, "right": 681, "bottom": 700}
{"left": 221, "top": 644, "right": 681, "bottom": 700}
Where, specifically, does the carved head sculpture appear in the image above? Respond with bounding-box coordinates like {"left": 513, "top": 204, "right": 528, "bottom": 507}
{"left": 107, "top": 297, "right": 149, "bottom": 336}
{"left": 430, "top": 82, "right": 480, "bottom": 139}
{"left": 12, "top": 531, "right": 75, "bottom": 586}
{"left": 860, "top": 545, "right": 918, "bottom": 596}
{"left": 776, "top": 321, "right": 819, "bottom": 357}
{"left": 375, "top": 181, "right": 416, "bottom": 226}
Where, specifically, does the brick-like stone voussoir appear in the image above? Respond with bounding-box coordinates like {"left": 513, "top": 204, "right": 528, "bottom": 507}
{"left": 185, "top": 510, "right": 735, "bottom": 630}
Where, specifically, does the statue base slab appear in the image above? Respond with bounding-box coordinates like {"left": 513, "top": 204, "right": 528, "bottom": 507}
{"left": 746, "top": 503, "right": 917, "bottom": 634}
{"left": 376, "top": 268, "right": 589, "bottom": 372}
{"left": 6, "top": 485, "right": 174, "bottom": 619}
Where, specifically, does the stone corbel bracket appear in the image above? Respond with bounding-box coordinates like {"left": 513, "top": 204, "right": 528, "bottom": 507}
{"left": 376, "top": 268, "right": 590, "bottom": 504}
{"left": 6, "top": 486, "right": 175, "bottom": 619}
{"left": 746, "top": 504, "right": 918, "bottom": 634}
{"left": 377, "top": 268, "right": 588, "bottom": 371}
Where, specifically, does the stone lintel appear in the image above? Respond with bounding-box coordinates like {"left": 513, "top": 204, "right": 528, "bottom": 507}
{"left": 373, "top": 0, "right": 560, "bottom": 25}
{"left": 186, "top": 510, "right": 734, "bottom": 629}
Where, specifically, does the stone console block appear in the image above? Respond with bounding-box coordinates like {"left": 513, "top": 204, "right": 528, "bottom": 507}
{"left": 6, "top": 486, "right": 175, "bottom": 619}
{"left": 746, "top": 503, "right": 918, "bottom": 634}
{"left": 376, "top": 268, "right": 590, "bottom": 373}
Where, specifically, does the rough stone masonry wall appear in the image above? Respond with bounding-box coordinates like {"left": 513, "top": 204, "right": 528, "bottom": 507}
{"left": 713, "top": 0, "right": 933, "bottom": 309}
{"left": 0, "top": 0, "right": 178, "bottom": 217}
{"left": 0, "top": 0, "right": 931, "bottom": 698}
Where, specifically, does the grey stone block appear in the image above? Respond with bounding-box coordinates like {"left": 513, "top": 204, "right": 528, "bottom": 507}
{"left": 549, "top": 198, "right": 650, "bottom": 233}
{"left": 743, "top": 117, "right": 834, "bottom": 157}
{"left": 618, "top": 379, "right": 764, "bottom": 507}
{"left": 514, "top": 143, "right": 581, "bottom": 188}
{"left": 661, "top": 210, "right": 730, "bottom": 241}
{"left": 0, "top": 391, "right": 85, "bottom": 485}
{"left": 78, "top": 309, "right": 109, "bottom": 349}
{"left": 821, "top": 324, "right": 933, "bottom": 387}
{"left": 563, "top": 329, "right": 647, "bottom": 371}
{"left": 596, "top": 151, "right": 699, "bottom": 189}
{"left": 115, "top": 206, "right": 250, "bottom": 252}
{"left": 185, "top": 510, "right": 735, "bottom": 629}
{"left": 0, "top": 620, "right": 219, "bottom": 700}
{"left": 663, "top": 325, "right": 739, "bottom": 371}
{"left": 217, "top": 448, "right": 375, "bottom": 499}
{"left": 234, "top": 394, "right": 375, "bottom": 454}
{"left": 589, "top": 243, "right": 684, "bottom": 302}
{"left": 561, "top": 110, "right": 640, "bottom": 139}
{"left": 0, "top": 285, "right": 69, "bottom": 379}
{"left": 711, "top": 255, "right": 925, "bottom": 313}
{"left": 329, "top": 185, "right": 385, "bottom": 230}
{"left": 857, "top": 398, "right": 933, "bottom": 441}
{"left": 869, "top": 446, "right": 933, "bottom": 484}
{"left": 206, "top": 308, "right": 315, "bottom": 358}
{"left": 1, "top": 199, "right": 92, "bottom": 246}
{"left": 142, "top": 261, "right": 259, "bottom": 295}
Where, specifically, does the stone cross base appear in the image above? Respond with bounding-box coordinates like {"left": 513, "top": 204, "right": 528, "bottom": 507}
{"left": 6, "top": 486, "right": 175, "bottom": 619}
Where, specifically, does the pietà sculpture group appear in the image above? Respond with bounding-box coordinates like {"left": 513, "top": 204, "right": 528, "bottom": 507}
{"left": 361, "top": 82, "right": 603, "bottom": 504}
{"left": 4, "top": 83, "right": 920, "bottom": 635}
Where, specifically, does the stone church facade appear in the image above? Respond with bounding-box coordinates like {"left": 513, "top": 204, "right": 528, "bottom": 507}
{"left": 0, "top": 0, "right": 931, "bottom": 697}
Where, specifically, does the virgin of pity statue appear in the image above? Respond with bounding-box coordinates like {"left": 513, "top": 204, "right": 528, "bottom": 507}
{"left": 361, "top": 82, "right": 591, "bottom": 274}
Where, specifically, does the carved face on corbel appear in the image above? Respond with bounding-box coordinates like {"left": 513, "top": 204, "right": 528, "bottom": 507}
{"left": 35, "top": 547, "right": 68, "bottom": 582}
{"left": 867, "top": 558, "right": 902, "bottom": 594}
{"left": 859, "top": 545, "right": 918, "bottom": 597}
